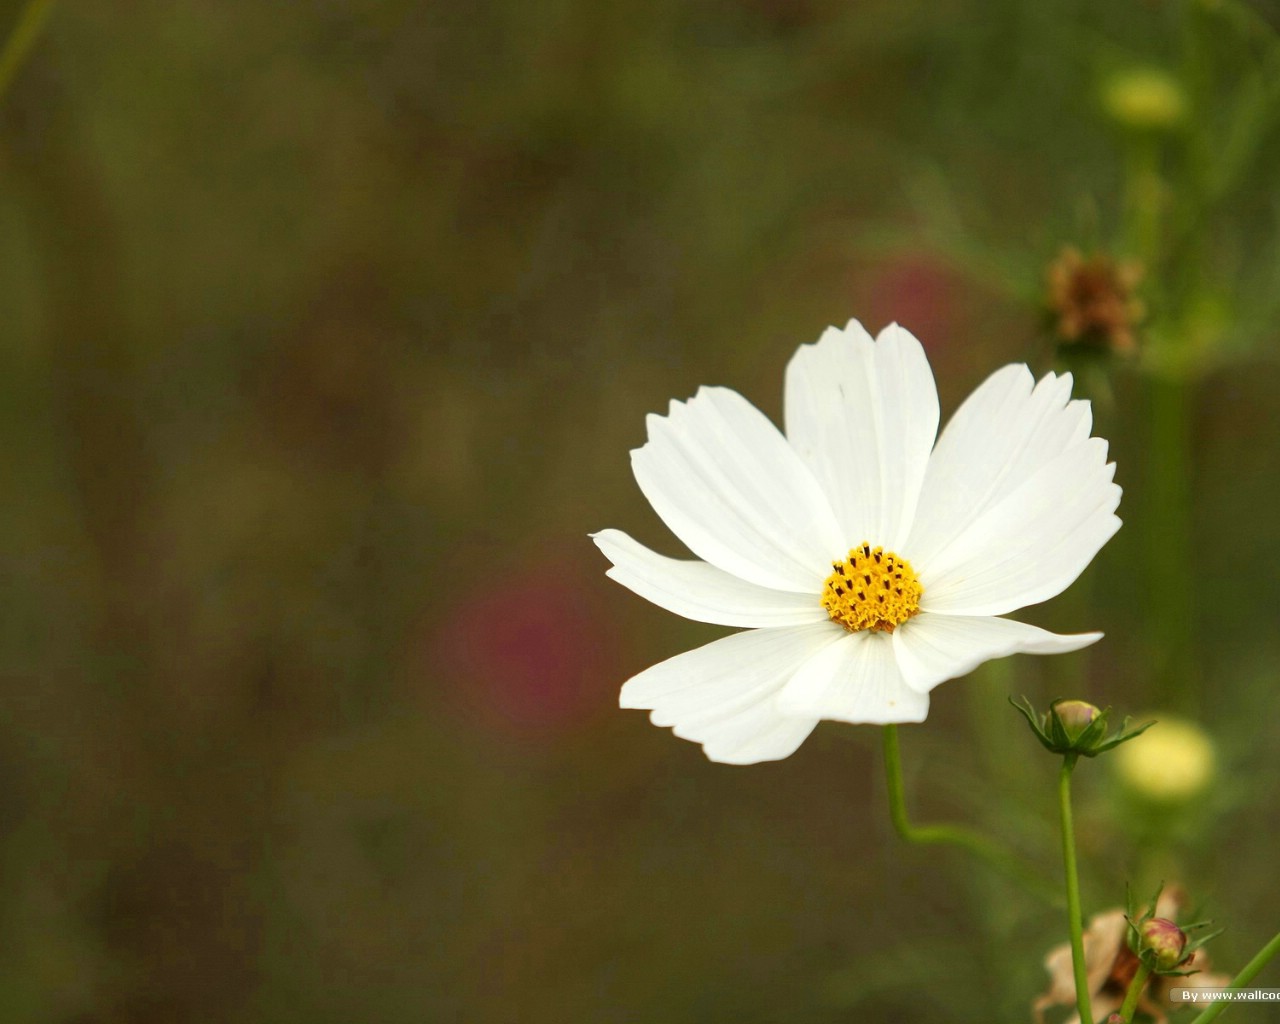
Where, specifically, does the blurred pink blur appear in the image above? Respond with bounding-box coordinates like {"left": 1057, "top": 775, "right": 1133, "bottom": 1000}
{"left": 430, "top": 551, "right": 618, "bottom": 742}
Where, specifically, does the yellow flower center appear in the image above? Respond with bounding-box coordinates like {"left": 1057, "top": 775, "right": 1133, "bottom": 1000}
{"left": 820, "top": 543, "right": 923, "bottom": 634}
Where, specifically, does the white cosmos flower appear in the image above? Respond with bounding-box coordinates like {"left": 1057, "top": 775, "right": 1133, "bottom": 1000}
{"left": 593, "top": 320, "right": 1121, "bottom": 764}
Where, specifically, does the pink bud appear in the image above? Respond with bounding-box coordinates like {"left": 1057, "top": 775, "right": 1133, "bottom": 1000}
{"left": 1140, "top": 917, "right": 1188, "bottom": 970}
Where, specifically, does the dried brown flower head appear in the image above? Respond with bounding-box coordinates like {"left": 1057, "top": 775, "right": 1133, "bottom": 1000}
{"left": 1047, "top": 247, "right": 1146, "bottom": 354}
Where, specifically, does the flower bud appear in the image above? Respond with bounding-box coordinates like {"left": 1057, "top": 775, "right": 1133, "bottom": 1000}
{"left": 1056, "top": 700, "right": 1101, "bottom": 741}
{"left": 1140, "top": 917, "right": 1188, "bottom": 970}
{"left": 1011, "top": 696, "right": 1153, "bottom": 758}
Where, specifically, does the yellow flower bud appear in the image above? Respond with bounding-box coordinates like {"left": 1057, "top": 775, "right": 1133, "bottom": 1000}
{"left": 1102, "top": 68, "right": 1187, "bottom": 131}
{"left": 1113, "top": 717, "right": 1216, "bottom": 803}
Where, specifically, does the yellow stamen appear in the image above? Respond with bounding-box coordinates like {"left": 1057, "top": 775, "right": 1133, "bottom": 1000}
{"left": 821, "top": 543, "right": 923, "bottom": 634}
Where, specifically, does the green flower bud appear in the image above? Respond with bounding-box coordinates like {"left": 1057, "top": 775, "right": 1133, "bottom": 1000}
{"left": 1011, "top": 696, "right": 1154, "bottom": 758}
{"left": 1140, "top": 917, "right": 1188, "bottom": 970}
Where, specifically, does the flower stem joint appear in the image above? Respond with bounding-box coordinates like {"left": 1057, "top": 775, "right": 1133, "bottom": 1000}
{"left": 1126, "top": 883, "right": 1224, "bottom": 976}
{"left": 1011, "top": 696, "right": 1155, "bottom": 758}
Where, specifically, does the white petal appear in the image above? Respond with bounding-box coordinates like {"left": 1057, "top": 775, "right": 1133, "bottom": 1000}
{"left": 918, "top": 438, "right": 1121, "bottom": 615}
{"left": 631, "top": 386, "right": 844, "bottom": 592}
{"left": 776, "top": 630, "right": 929, "bottom": 724}
{"left": 906, "top": 366, "right": 1096, "bottom": 570}
{"left": 697, "top": 703, "right": 821, "bottom": 766}
{"left": 591, "top": 529, "right": 828, "bottom": 627}
{"left": 620, "top": 624, "right": 842, "bottom": 764}
{"left": 891, "top": 612, "right": 1103, "bottom": 694}
{"left": 784, "top": 321, "right": 939, "bottom": 550}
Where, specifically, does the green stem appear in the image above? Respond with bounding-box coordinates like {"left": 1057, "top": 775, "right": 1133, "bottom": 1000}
{"left": 1117, "top": 961, "right": 1153, "bottom": 1022}
{"left": 1188, "top": 929, "right": 1280, "bottom": 1024}
{"left": 1058, "top": 754, "right": 1093, "bottom": 1024}
{"left": 0, "top": 0, "right": 56, "bottom": 104}
{"left": 880, "top": 724, "right": 1059, "bottom": 906}
{"left": 1123, "top": 136, "right": 1162, "bottom": 266}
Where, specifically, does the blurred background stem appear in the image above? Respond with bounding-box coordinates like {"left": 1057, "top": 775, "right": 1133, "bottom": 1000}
{"left": 1147, "top": 373, "right": 1196, "bottom": 714}
{"left": 1123, "top": 139, "right": 1161, "bottom": 268}
{"left": 1188, "top": 929, "right": 1280, "bottom": 1024}
{"left": 1119, "top": 85, "right": 1199, "bottom": 716}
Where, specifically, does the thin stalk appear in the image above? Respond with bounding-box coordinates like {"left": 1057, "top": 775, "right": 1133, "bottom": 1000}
{"left": 1188, "top": 929, "right": 1280, "bottom": 1024}
{"left": 880, "top": 724, "right": 1059, "bottom": 906}
{"left": 0, "top": 0, "right": 56, "bottom": 103}
{"left": 1123, "top": 137, "right": 1162, "bottom": 267}
{"left": 1117, "top": 961, "right": 1153, "bottom": 1022}
{"left": 1058, "top": 754, "right": 1092, "bottom": 1024}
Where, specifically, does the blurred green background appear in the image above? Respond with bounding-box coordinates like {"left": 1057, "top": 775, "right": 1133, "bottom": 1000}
{"left": 2, "top": 0, "right": 1279, "bottom": 1021}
